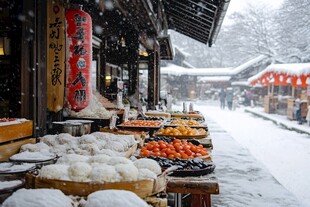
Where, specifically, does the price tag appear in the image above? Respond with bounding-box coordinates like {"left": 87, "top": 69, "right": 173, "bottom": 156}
{"left": 117, "top": 92, "right": 123, "bottom": 109}
{"left": 123, "top": 106, "right": 130, "bottom": 122}
{"left": 155, "top": 105, "right": 159, "bottom": 111}
{"left": 109, "top": 115, "right": 118, "bottom": 129}
{"left": 162, "top": 105, "right": 167, "bottom": 112}
{"left": 142, "top": 105, "right": 147, "bottom": 114}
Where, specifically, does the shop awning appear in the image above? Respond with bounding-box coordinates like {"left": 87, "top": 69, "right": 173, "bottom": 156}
{"left": 248, "top": 63, "right": 310, "bottom": 87}
{"left": 164, "top": 0, "right": 230, "bottom": 46}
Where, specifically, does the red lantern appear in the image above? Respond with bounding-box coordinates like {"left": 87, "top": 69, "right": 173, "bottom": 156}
{"left": 65, "top": 5, "right": 92, "bottom": 111}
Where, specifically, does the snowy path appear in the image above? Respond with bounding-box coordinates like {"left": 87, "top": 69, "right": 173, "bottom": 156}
{"left": 189, "top": 102, "right": 310, "bottom": 207}
{"left": 172, "top": 101, "right": 310, "bottom": 206}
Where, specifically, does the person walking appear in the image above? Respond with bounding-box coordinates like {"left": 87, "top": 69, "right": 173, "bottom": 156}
{"left": 226, "top": 87, "right": 234, "bottom": 110}
{"left": 219, "top": 88, "right": 226, "bottom": 109}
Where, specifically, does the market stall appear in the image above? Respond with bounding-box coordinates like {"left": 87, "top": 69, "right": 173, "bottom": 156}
{"left": 0, "top": 107, "right": 219, "bottom": 207}
{"left": 249, "top": 63, "right": 310, "bottom": 119}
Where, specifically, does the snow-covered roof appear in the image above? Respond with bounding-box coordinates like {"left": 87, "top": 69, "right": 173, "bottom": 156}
{"left": 161, "top": 55, "right": 267, "bottom": 77}
{"left": 198, "top": 76, "right": 231, "bottom": 83}
{"left": 231, "top": 81, "right": 251, "bottom": 86}
{"left": 173, "top": 46, "right": 191, "bottom": 58}
{"left": 183, "top": 61, "right": 195, "bottom": 68}
{"left": 232, "top": 55, "right": 267, "bottom": 75}
{"left": 160, "top": 63, "right": 232, "bottom": 76}
{"left": 248, "top": 63, "right": 310, "bottom": 82}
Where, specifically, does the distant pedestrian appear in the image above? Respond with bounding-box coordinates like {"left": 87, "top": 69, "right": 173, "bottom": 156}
{"left": 226, "top": 87, "right": 234, "bottom": 110}
{"left": 219, "top": 88, "right": 226, "bottom": 109}
{"left": 232, "top": 96, "right": 239, "bottom": 110}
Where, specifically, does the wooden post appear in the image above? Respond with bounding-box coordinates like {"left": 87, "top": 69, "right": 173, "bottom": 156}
{"left": 46, "top": 0, "right": 65, "bottom": 113}
{"left": 148, "top": 49, "right": 156, "bottom": 108}
{"left": 271, "top": 83, "right": 274, "bottom": 96}
{"left": 126, "top": 30, "right": 139, "bottom": 98}
{"left": 292, "top": 86, "right": 295, "bottom": 98}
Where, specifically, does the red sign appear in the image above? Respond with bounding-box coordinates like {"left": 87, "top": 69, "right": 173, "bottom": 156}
{"left": 65, "top": 6, "right": 92, "bottom": 111}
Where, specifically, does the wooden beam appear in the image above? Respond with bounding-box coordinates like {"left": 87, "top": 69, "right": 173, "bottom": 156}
{"left": 166, "top": 2, "right": 214, "bottom": 24}
{"left": 171, "top": 19, "right": 210, "bottom": 37}
{"left": 172, "top": 27, "right": 209, "bottom": 43}
{"left": 168, "top": 12, "right": 211, "bottom": 30}
{"left": 169, "top": 0, "right": 216, "bottom": 17}
{"left": 174, "top": 28, "right": 208, "bottom": 44}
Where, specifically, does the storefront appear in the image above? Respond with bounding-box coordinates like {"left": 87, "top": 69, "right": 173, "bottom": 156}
{"left": 249, "top": 63, "right": 310, "bottom": 120}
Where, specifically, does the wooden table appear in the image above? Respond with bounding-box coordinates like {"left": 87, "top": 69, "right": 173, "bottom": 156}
{"left": 167, "top": 174, "right": 219, "bottom": 207}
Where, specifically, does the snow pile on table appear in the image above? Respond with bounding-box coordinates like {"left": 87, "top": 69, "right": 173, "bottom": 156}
{"left": 39, "top": 157, "right": 161, "bottom": 183}
{"left": 84, "top": 190, "right": 149, "bottom": 207}
{"left": 0, "top": 180, "right": 23, "bottom": 191}
{"left": 67, "top": 93, "right": 115, "bottom": 119}
{"left": 2, "top": 188, "right": 74, "bottom": 207}
{"left": 0, "top": 162, "right": 35, "bottom": 173}
{"left": 18, "top": 132, "right": 137, "bottom": 157}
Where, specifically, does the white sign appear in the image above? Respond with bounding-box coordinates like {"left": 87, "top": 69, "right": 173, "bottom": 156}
{"left": 109, "top": 115, "right": 118, "bottom": 129}
{"left": 142, "top": 105, "right": 147, "bottom": 114}
{"left": 123, "top": 106, "right": 130, "bottom": 122}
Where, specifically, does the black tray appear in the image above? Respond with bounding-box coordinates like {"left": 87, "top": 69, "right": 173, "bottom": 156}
{"left": 169, "top": 164, "right": 215, "bottom": 177}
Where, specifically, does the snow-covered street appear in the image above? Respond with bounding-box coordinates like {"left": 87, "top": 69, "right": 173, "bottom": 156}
{"left": 174, "top": 101, "right": 310, "bottom": 206}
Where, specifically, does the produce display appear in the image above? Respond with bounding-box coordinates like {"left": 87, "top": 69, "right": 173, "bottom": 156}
{"left": 170, "top": 119, "right": 204, "bottom": 126}
{"left": 156, "top": 126, "right": 207, "bottom": 136}
{"left": 0, "top": 118, "right": 17, "bottom": 122}
{"left": 137, "top": 116, "right": 165, "bottom": 121}
{"left": 147, "top": 156, "right": 215, "bottom": 177}
{"left": 139, "top": 139, "right": 209, "bottom": 159}
{"left": 120, "top": 120, "right": 162, "bottom": 127}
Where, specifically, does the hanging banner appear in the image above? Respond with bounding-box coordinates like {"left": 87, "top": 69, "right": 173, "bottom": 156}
{"left": 65, "top": 5, "right": 92, "bottom": 111}
{"left": 47, "top": 0, "right": 65, "bottom": 112}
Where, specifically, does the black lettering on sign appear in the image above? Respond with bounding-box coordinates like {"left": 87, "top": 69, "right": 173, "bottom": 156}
{"left": 74, "top": 14, "right": 86, "bottom": 26}
{"left": 49, "top": 42, "right": 63, "bottom": 86}
{"left": 74, "top": 89, "right": 87, "bottom": 102}
{"left": 49, "top": 17, "right": 62, "bottom": 39}
{"left": 73, "top": 28, "right": 85, "bottom": 42}
{"left": 72, "top": 71, "right": 86, "bottom": 87}
{"left": 73, "top": 45, "right": 87, "bottom": 56}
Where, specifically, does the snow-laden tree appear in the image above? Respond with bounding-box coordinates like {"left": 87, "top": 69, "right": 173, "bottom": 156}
{"left": 275, "top": 0, "right": 310, "bottom": 63}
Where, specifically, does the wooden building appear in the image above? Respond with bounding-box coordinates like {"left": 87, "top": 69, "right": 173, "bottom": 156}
{"left": 0, "top": 0, "right": 230, "bottom": 136}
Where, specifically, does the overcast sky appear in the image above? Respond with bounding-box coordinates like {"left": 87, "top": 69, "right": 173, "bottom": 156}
{"left": 226, "top": 0, "right": 283, "bottom": 14}
{"left": 223, "top": 0, "right": 283, "bottom": 25}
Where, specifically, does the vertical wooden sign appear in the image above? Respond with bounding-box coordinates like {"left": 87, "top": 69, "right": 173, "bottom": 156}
{"left": 47, "top": 0, "right": 65, "bottom": 112}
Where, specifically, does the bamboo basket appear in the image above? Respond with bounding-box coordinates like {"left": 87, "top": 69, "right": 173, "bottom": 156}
{"left": 25, "top": 172, "right": 166, "bottom": 198}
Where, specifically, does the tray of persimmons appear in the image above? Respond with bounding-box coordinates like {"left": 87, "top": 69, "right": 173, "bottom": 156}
{"left": 138, "top": 137, "right": 214, "bottom": 176}
{"left": 155, "top": 126, "right": 208, "bottom": 139}
{"left": 139, "top": 138, "right": 210, "bottom": 160}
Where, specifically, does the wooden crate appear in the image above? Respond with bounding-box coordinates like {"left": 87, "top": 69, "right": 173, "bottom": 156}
{"left": 287, "top": 98, "right": 295, "bottom": 120}
{"left": 0, "top": 121, "right": 33, "bottom": 143}
{"left": 0, "top": 138, "right": 36, "bottom": 161}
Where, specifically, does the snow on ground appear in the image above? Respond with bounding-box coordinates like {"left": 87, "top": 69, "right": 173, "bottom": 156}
{"left": 176, "top": 101, "right": 310, "bottom": 206}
